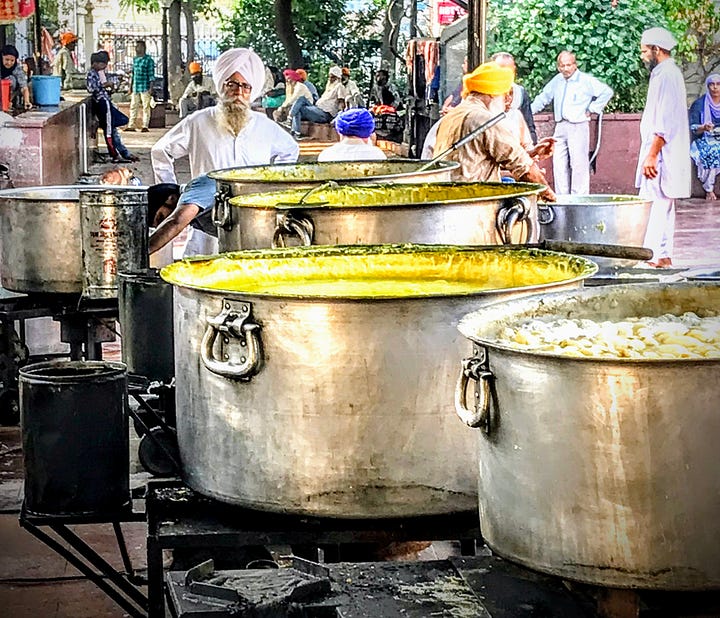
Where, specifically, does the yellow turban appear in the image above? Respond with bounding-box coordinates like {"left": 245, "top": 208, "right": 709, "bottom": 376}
{"left": 462, "top": 62, "right": 514, "bottom": 97}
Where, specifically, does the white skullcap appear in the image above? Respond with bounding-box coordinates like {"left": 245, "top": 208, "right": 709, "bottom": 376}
{"left": 328, "top": 66, "right": 342, "bottom": 78}
{"left": 212, "top": 48, "right": 266, "bottom": 101}
{"left": 641, "top": 27, "right": 677, "bottom": 51}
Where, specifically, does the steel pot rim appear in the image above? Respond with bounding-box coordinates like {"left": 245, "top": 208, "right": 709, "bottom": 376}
{"left": 0, "top": 184, "right": 149, "bottom": 201}
{"left": 162, "top": 244, "right": 598, "bottom": 300}
{"left": 539, "top": 194, "right": 653, "bottom": 207}
{"left": 229, "top": 181, "right": 547, "bottom": 211}
{"left": 458, "top": 281, "right": 720, "bottom": 364}
{"left": 207, "top": 159, "right": 460, "bottom": 184}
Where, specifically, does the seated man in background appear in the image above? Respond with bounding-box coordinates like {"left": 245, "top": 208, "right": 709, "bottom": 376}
{"left": 288, "top": 66, "right": 349, "bottom": 139}
{"left": 318, "top": 108, "right": 387, "bottom": 162}
{"left": 341, "top": 67, "right": 364, "bottom": 108}
{"left": 273, "top": 69, "right": 313, "bottom": 129}
{"left": 178, "top": 62, "right": 216, "bottom": 118}
{"left": 296, "top": 69, "right": 318, "bottom": 103}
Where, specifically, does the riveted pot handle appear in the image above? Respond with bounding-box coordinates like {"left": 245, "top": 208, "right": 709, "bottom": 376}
{"left": 538, "top": 203, "right": 555, "bottom": 225}
{"left": 271, "top": 211, "right": 314, "bottom": 248}
{"left": 201, "top": 301, "right": 262, "bottom": 380}
{"left": 496, "top": 197, "right": 530, "bottom": 244}
{"left": 212, "top": 184, "right": 233, "bottom": 231}
{"left": 454, "top": 357, "right": 493, "bottom": 431}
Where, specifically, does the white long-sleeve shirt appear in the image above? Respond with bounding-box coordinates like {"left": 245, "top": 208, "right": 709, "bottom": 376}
{"left": 531, "top": 69, "right": 613, "bottom": 123}
{"left": 635, "top": 58, "right": 690, "bottom": 199}
{"left": 151, "top": 107, "right": 299, "bottom": 183}
{"left": 178, "top": 76, "right": 216, "bottom": 104}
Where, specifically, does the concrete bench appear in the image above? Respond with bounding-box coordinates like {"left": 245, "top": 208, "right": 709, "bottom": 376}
{"left": 300, "top": 121, "right": 337, "bottom": 141}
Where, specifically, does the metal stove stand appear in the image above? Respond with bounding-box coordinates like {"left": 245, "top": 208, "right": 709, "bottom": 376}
{"left": 19, "top": 501, "right": 148, "bottom": 617}
{"left": 146, "top": 479, "right": 481, "bottom": 618}
{"left": 0, "top": 291, "right": 118, "bottom": 423}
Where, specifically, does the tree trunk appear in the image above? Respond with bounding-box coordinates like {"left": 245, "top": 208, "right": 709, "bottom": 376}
{"left": 274, "top": 0, "right": 303, "bottom": 68}
{"left": 168, "top": 0, "right": 184, "bottom": 103}
{"left": 381, "top": 0, "right": 404, "bottom": 73}
{"left": 183, "top": 1, "right": 195, "bottom": 63}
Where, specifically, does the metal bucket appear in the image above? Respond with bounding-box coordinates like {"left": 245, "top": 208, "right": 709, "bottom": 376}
{"left": 19, "top": 360, "right": 129, "bottom": 517}
{"left": 0, "top": 185, "right": 147, "bottom": 295}
{"left": 161, "top": 244, "right": 596, "bottom": 518}
{"left": 80, "top": 188, "right": 149, "bottom": 299}
{"left": 457, "top": 283, "right": 720, "bottom": 589}
{"left": 219, "top": 182, "right": 545, "bottom": 251}
{"left": 118, "top": 269, "right": 174, "bottom": 383}
{"left": 537, "top": 194, "right": 652, "bottom": 268}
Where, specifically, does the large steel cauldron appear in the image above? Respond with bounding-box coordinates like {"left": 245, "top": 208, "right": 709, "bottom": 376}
{"left": 161, "top": 245, "right": 597, "bottom": 518}
{"left": 538, "top": 195, "right": 652, "bottom": 268}
{"left": 0, "top": 185, "right": 148, "bottom": 295}
{"left": 457, "top": 283, "right": 720, "bottom": 589}
{"left": 218, "top": 182, "right": 544, "bottom": 251}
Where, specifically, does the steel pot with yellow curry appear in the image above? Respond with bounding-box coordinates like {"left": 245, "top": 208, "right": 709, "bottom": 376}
{"left": 216, "top": 182, "right": 544, "bottom": 251}
{"left": 161, "top": 244, "right": 596, "bottom": 518}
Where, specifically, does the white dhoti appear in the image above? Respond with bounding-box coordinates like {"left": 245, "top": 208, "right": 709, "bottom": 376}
{"left": 639, "top": 177, "right": 675, "bottom": 261}
{"left": 553, "top": 120, "right": 590, "bottom": 195}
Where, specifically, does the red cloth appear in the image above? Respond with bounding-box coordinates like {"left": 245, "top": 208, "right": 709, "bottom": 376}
{"left": 0, "top": 0, "right": 34, "bottom": 25}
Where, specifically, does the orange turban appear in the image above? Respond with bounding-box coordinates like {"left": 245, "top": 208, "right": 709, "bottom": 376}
{"left": 60, "top": 32, "right": 78, "bottom": 46}
{"left": 295, "top": 68, "right": 307, "bottom": 81}
{"left": 188, "top": 61, "right": 202, "bottom": 74}
{"left": 462, "top": 61, "right": 514, "bottom": 97}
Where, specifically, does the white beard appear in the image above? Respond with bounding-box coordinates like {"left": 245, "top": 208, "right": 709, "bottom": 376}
{"left": 216, "top": 94, "right": 251, "bottom": 137}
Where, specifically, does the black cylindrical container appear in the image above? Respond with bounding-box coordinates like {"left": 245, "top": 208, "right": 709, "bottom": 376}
{"left": 118, "top": 269, "right": 174, "bottom": 383}
{"left": 19, "top": 361, "right": 129, "bottom": 517}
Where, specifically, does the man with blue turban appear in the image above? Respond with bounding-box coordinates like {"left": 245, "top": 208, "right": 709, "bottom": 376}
{"left": 317, "top": 108, "right": 387, "bottom": 162}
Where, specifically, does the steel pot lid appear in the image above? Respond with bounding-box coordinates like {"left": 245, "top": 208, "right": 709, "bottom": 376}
{"left": 228, "top": 181, "right": 547, "bottom": 210}
{"left": 160, "top": 244, "right": 597, "bottom": 300}
{"left": 0, "top": 184, "right": 149, "bottom": 202}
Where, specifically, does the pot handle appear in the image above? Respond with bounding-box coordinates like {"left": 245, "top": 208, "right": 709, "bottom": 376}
{"left": 212, "top": 183, "right": 233, "bottom": 231}
{"left": 496, "top": 197, "right": 530, "bottom": 244}
{"left": 537, "top": 202, "right": 555, "bottom": 225}
{"left": 272, "top": 211, "right": 314, "bottom": 248}
{"left": 454, "top": 357, "right": 493, "bottom": 431}
{"left": 201, "top": 301, "right": 262, "bottom": 381}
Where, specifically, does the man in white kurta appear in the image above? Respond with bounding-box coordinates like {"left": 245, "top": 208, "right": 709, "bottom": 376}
{"left": 150, "top": 48, "right": 299, "bottom": 256}
{"left": 636, "top": 28, "right": 691, "bottom": 267}
{"left": 531, "top": 51, "right": 613, "bottom": 195}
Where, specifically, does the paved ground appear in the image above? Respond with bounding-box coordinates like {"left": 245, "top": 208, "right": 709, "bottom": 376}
{"left": 0, "top": 113, "right": 719, "bottom": 616}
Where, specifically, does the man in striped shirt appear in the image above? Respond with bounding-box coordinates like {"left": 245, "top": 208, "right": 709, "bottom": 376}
{"left": 126, "top": 40, "right": 155, "bottom": 132}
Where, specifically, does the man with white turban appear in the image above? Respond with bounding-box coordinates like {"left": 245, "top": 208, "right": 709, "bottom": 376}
{"left": 636, "top": 27, "right": 690, "bottom": 267}
{"left": 434, "top": 61, "right": 555, "bottom": 201}
{"left": 150, "top": 48, "right": 299, "bottom": 256}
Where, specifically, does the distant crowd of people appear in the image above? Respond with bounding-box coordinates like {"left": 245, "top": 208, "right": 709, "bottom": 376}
{"left": 1, "top": 25, "right": 709, "bottom": 269}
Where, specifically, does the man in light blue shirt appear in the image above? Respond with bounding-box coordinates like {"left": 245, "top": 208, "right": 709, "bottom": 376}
{"left": 531, "top": 51, "right": 613, "bottom": 194}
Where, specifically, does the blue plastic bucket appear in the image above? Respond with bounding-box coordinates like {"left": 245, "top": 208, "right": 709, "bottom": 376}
{"left": 31, "top": 75, "right": 61, "bottom": 106}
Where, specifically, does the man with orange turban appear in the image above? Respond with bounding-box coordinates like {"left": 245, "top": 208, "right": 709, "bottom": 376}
{"left": 295, "top": 68, "right": 318, "bottom": 102}
{"left": 435, "top": 61, "right": 555, "bottom": 201}
{"left": 178, "top": 60, "right": 216, "bottom": 118}
{"left": 52, "top": 31, "right": 80, "bottom": 90}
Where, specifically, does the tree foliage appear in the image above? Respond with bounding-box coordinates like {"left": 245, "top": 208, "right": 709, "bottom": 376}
{"left": 660, "top": 0, "right": 720, "bottom": 82}
{"left": 219, "top": 0, "right": 387, "bottom": 93}
{"left": 489, "top": 0, "right": 669, "bottom": 112}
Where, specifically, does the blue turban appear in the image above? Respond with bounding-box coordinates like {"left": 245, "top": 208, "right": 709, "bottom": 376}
{"left": 335, "top": 108, "right": 376, "bottom": 138}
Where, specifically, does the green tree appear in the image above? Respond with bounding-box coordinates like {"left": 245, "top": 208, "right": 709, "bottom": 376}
{"left": 661, "top": 0, "right": 720, "bottom": 85}
{"left": 489, "top": 0, "right": 670, "bottom": 112}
